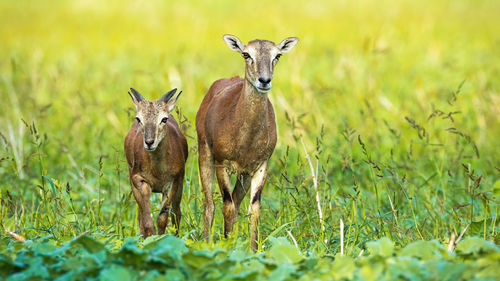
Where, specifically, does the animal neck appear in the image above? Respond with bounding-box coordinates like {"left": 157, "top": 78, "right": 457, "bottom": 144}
{"left": 237, "top": 79, "right": 269, "bottom": 128}
{"left": 147, "top": 137, "right": 170, "bottom": 165}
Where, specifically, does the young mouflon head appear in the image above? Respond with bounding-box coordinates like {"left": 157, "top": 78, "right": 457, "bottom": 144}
{"left": 128, "top": 88, "right": 182, "bottom": 151}
{"left": 222, "top": 34, "right": 298, "bottom": 94}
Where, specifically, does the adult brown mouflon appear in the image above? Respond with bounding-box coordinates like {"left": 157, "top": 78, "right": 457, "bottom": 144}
{"left": 124, "top": 88, "right": 188, "bottom": 237}
{"left": 196, "top": 34, "right": 299, "bottom": 251}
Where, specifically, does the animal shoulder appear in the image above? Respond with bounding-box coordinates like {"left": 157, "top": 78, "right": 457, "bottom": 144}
{"left": 209, "top": 76, "right": 243, "bottom": 96}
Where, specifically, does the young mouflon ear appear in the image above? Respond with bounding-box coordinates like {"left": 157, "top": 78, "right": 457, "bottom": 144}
{"left": 223, "top": 34, "right": 246, "bottom": 53}
{"left": 129, "top": 88, "right": 145, "bottom": 108}
{"left": 166, "top": 91, "right": 182, "bottom": 114}
{"left": 277, "top": 37, "right": 299, "bottom": 53}
{"left": 159, "top": 88, "right": 177, "bottom": 103}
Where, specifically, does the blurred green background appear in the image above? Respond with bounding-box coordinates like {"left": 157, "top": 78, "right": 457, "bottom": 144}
{"left": 0, "top": 0, "right": 499, "bottom": 252}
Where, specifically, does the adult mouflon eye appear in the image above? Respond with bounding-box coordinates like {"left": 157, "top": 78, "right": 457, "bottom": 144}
{"left": 161, "top": 117, "right": 168, "bottom": 124}
{"left": 136, "top": 117, "right": 141, "bottom": 124}
{"left": 274, "top": 54, "right": 282, "bottom": 62}
{"left": 242, "top": 52, "right": 250, "bottom": 59}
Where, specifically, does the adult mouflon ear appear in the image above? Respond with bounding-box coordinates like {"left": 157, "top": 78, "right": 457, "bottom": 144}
{"left": 277, "top": 37, "right": 299, "bottom": 53}
{"left": 223, "top": 34, "right": 246, "bottom": 53}
{"left": 166, "top": 91, "right": 182, "bottom": 114}
{"left": 159, "top": 88, "right": 177, "bottom": 103}
{"left": 129, "top": 88, "right": 145, "bottom": 108}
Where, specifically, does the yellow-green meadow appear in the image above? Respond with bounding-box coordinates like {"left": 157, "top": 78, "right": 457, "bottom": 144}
{"left": 1, "top": 0, "right": 499, "bottom": 280}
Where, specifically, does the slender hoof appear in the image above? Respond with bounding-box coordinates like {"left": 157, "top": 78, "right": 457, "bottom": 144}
{"left": 251, "top": 243, "right": 258, "bottom": 252}
{"left": 143, "top": 223, "right": 156, "bottom": 237}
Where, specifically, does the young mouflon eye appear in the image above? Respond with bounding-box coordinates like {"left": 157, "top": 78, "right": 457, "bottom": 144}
{"left": 242, "top": 52, "right": 251, "bottom": 59}
{"left": 274, "top": 54, "right": 282, "bottom": 62}
{"left": 136, "top": 117, "right": 141, "bottom": 124}
{"left": 161, "top": 117, "right": 168, "bottom": 124}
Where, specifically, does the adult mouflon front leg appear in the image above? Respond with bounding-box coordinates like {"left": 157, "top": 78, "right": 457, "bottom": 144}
{"left": 198, "top": 141, "right": 215, "bottom": 240}
{"left": 248, "top": 162, "right": 268, "bottom": 251}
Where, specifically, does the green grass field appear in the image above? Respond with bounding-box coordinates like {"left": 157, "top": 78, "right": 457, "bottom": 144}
{"left": 1, "top": 0, "right": 499, "bottom": 280}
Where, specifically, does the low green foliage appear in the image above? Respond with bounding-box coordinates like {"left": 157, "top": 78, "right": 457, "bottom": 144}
{"left": 1, "top": 236, "right": 498, "bottom": 280}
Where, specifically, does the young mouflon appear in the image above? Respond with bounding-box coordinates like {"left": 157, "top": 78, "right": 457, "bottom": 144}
{"left": 124, "top": 88, "right": 188, "bottom": 237}
{"left": 196, "top": 34, "right": 298, "bottom": 251}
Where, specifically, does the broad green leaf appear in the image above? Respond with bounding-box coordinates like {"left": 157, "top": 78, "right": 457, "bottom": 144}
{"left": 113, "top": 245, "right": 148, "bottom": 268}
{"left": 468, "top": 219, "right": 499, "bottom": 235}
{"left": 182, "top": 250, "right": 215, "bottom": 269}
{"left": 141, "top": 270, "right": 164, "bottom": 281}
{"left": 145, "top": 235, "right": 188, "bottom": 262}
{"left": 228, "top": 249, "right": 247, "bottom": 263}
{"left": 58, "top": 250, "right": 105, "bottom": 275}
{"left": 366, "top": 237, "right": 394, "bottom": 258}
{"left": 299, "top": 256, "right": 318, "bottom": 271}
{"left": 0, "top": 255, "right": 23, "bottom": 277}
{"left": 399, "top": 240, "right": 447, "bottom": 260}
{"left": 7, "top": 256, "right": 49, "bottom": 281}
{"left": 267, "top": 244, "right": 303, "bottom": 264}
{"left": 268, "top": 236, "right": 292, "bottom": 247}
{"left": 468, "top": 220, "right": 483, "bottom": 235}
{"left": 455, "top": 237, "right": 499, "bottom": 256}
{"left": 474, "top": 255, "right": 500, "bottom": 279}
{"left": 142, "top": 235, "right": 165, "bottom": 247}
{"left": 6, "top": 273, "right": 29, "bottom": 281}
{"left": 231, "top": 259, "right": 265, "bottom": 276}
{"left": 330, "top": 254, "right": 355, "bottom": 280}
{"left": 386, "top": 257, "right": 423, "bottom": 281}
{"left": 54, "top": 271, "right": 77, "bottom": 281}
{"left": 227, "top": 270, "right": 259, "bottom": 281}
{"left": 33, "top": 240, "right": 58, "bottom": 254}
{"left": 268, "top": 264, "right": 295, "bottom": 281}
{"left": 163, "top": 269, "right": 185, "bottom": 281}
{"left": 99, "top": 265, "right": 134, "bottom": 281}
{"left": 425, "top": 260, "right": 466, "bottom": 281}
{"left": 357, "top": 263, "right": 383, "bottom": 281}
{"left": 71, "top": 236, "right": 106, "bottom": 254}
{"left": 34, "top": 240, "right": 70, "bottom": 258}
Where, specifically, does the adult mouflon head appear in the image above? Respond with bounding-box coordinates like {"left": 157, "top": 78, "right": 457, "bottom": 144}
{"left": 222, "top": 34, "right": 299, "bottom": 94}
{"left": 128, "top": 88, "right": 181, "bottom": 151}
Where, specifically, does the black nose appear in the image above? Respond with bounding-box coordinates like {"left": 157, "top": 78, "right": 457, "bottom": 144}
{"left": 258, "top": 77, "right": 271, "bottom": 85}
{"left": 145, "top": 139, "right": 154, "bottom": 147}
